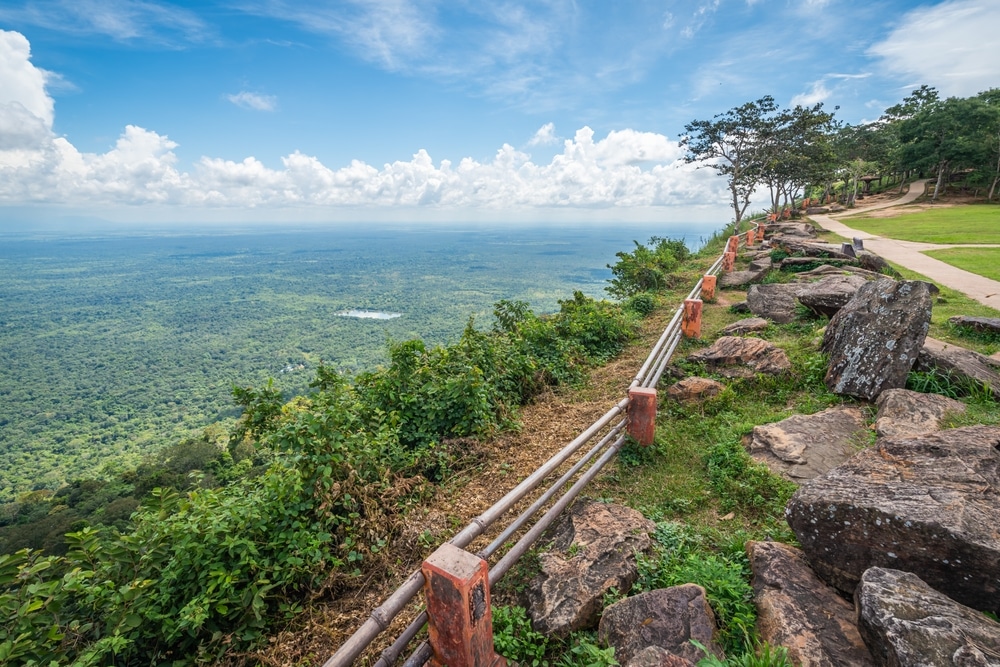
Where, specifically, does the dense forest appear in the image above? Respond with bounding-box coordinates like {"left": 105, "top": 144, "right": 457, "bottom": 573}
{"left": 0, "top": 224, "right": 707, "bottom": 503}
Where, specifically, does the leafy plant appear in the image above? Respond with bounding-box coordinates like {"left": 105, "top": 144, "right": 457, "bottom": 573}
{"left": 606, "top": 237, "right": 690, "bottom": 298}
{"left": 557, "top": 634, "right": 619, "bottom": 667}
{"left": 493, "top": 605, "right": 551, "bottom": 666}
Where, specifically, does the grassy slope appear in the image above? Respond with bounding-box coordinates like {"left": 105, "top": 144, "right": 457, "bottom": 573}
{"left": 844, "top": 203, "right": 1000, "bottom": 243}
{"left": 925, "top": 247, "right": 1000, "bottom": 282}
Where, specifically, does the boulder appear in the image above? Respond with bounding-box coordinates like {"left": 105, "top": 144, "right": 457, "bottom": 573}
{"left": 746, "top": 406, "right": 869, "bottom": 482}
{"left": 949, "top": 315, "right": 1000, "bottom": 335}
{"left": 766, "top": 222, "right": 817, "bottom": 239}
{"left": 781, "top": 257, "right": 857, "bottom": 270}
{"left": 746, "top": 284, "right": 800, "bottom": 324}
{"left": 720, "top": 317, "right": 770, "bottom": 336}
{"left": 666, "top": 377, "right": 725, "bottom": 404}
{"left": 795, "top": 274, "right": 871, "bottom": 317}
{"left": 730, "top": 301, "right": 751, "bottom": 314}
{"left": 806, "top": 206, "right": 831, "bottom": 214}
{"left": 821, "top": 278, "right": 931, "bottom": 400}
{"left": 526, "top": 502, "right": 655, "bottom": 637}
{"left": 747, "top": 541, "right": 875, "bottom": 667}
{"left": 791, "top": 264, "right": 885, "bottom": 281}
{"left": 778, "top": 240, "right": 854, "bottom": 260}
{"left": 720, "top": 269, "right": 769, "bottom": 288}
{"left": 873, "top": 388, "right": 967, "bottom": 439}
{"left": 598, "top": 585, "right": 722, "bottom": 665}
{"left": 855, "top": 251, "right": 897, "bottom": 277}
{"left": 625, "top": 647, "right": 696, "bottom": 667}
{"left": 786, "top": 426, "right": 1000, "bottom": 614}
{"left": 916, "top": 337, "right": 1000, "bottom": 399}
{"left": 855, "top": 567, "right": 1000, "bottom": 667}
{"left": 687, "top": 336, "right": 791, "bottom": 378}
{"left": 748, "top": 255, "right": 773, "bottom": 273}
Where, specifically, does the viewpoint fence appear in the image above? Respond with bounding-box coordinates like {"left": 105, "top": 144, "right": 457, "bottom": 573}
{"left": 324, "top": 221, "right": 762, "bottom": 667}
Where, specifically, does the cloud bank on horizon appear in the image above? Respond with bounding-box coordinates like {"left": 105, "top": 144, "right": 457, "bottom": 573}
{"left": 0, "top": 0, "right": 997, "bottom": 223}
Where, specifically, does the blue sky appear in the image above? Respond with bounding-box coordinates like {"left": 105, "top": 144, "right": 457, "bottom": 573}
{"left": 0, "top": 0, "right": 997, "bottom": 224}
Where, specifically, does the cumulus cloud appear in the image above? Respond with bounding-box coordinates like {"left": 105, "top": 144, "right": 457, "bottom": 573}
{"left": 226, "top": 91, "right": 277, "bottom": 112}
{"left": 869, "top": 0, "right": 1000, "bottom": 97}
{"left": 0, "top": 29, "right": 725, "bottom": 216}
{"left": 791, "top": 80, "right": 831, "bottom": 107}
{"left": 527, "top": 122, "right": 558, "bottom": 146}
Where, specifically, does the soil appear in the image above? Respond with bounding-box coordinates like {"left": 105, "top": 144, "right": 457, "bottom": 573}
{"left": 250, "top": 307, "right": 678, "bottom": 666}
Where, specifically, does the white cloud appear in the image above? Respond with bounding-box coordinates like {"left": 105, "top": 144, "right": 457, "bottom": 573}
{"left": 527, "top": 122, "right": 558, "bottom": 146}
{"left": 790, "top": 80, "right": 831, "bottom": 107}
{"left": 868, "top": 0, "right": 1000, "bottom": 97}
{"left": 0, "top": 29, "right": 726, "bottom": 218}
{"left": 226, "top": 91, "right": 277, "bottom": 112}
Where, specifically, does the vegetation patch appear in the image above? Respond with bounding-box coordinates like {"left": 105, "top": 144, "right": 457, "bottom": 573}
{"left": 847, "top": 204, "right": 1000, "bottom": 244}
{"left": 924, "top": 247, "right": 1000, "bottom": 282}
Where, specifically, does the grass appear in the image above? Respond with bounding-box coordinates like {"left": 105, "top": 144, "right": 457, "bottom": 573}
{"left": 924, "top": 247, "right": 1000, "bottom": 282}
{"left": 845, "top": 204, "right": 1000, "bottom": 244}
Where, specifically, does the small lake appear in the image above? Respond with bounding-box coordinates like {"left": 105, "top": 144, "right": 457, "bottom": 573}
{"left": 336, "top": 309, "right": 402, "bottom": 320}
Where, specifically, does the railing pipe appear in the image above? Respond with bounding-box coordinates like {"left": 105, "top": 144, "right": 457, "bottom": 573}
{"left": 631, "top": 306, "right": 683, "bottom": 388}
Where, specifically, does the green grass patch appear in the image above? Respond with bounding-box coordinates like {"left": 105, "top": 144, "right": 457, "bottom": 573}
{"left": 924, "top": 247, "right": 1000, "bottom": 282}
{"left": 846, "top": 204, "right": 1000, "bottom": 244}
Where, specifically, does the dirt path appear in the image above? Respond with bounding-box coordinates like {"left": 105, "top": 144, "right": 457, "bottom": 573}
{"left": 809, "top": 181, "right": 1000, "bottom": 310}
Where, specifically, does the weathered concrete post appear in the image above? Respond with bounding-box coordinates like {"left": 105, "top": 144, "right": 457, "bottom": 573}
{"left": 853, "top": 237, "right": 864, "bottom": 251}
{"left": 840, "top": 242, "right": 857, "bottom": 258}
{"left": 422, "top": 544, "right": 508, "bottom": 667}
{"left": 627, "top": 387, "right": 657, "bottom": 446}
{"left": 745, "top": 228, "right": 755, "bottom": 245}
{"left": 721, "top": 251, "right": 735, "bottom": 273}
{"left": 726, "top": 235, "right": 739, "bottom": 254}
{"left": 701, "top": 274, "right": 717, "bottom": 302}
{"left": 682, "top": 298, "right": 702, "bottom": 338}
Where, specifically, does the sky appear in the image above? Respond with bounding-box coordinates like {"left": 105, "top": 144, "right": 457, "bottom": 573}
{"left": 0, "top": 0, "right": 998, "bottom": 226}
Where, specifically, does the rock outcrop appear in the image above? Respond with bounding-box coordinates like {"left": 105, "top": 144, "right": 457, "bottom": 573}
{"left": 747, "top": 541, "right": 874, "bottom": 666}
{"left": 526, "top": 502, "right": 655, "bottom": 637}
{"left": 795, "top": 273, "right": 870, "bottom": 317}
{"left": 949, "top": 315, "right": 1000, "bottom": 335}
{"left": 873, "top": 388, "right": 966, "bottom": 439}
{"left": 916, "top": 337, "right": 1000, "bottom": 399}
{"left": 720, "top": 317, "right": 770, "bottom": 336}
{"left": 625, "top": 647, "right": 696, "bottom": 667}
{"left": 666, "top": 377, "right": 725, "bottom": 404}
{"left": 597, "top": 585, "right": 722, "bottom": 665}
{"left": 821, "top": 278, "right": 931, "bottom": 400}
{"left": 786, "top": 426, "right": 1000, "bottom": 614}
{"left": 746, "top": 284, "right": 800, "bottom": 324}
{"left": 687, "top": 336, "right": 791, "bottom": 378}
{"left": 746, "top": 406, "right": 868, "bottom": 482}
{"left": 855, "top": 567, "right": 1000, "bottom": 667}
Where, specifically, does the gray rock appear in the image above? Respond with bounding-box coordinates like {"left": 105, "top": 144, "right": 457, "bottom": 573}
{"left": 747, "top": 541, "right": 875, "bottom": 667}
{"left": 795, "top": 274, "right": 871, "bottom": 317}
{"left": 598, "top": 586, "right": 722, "bottom": 665}
{"left": 856, "top": 251, "right": 896, "bottom": 277}
{"left": 949, "top": 316, "right": 1000, "bottom": 335}
{"left": 747, "top": 284, "right": 801, "bottom": 324}
{"left": 666, "top": 377, "right": 726, "bottom": 404}
{"left": 748, "top": 255, "right": 773, "bottom": 273}
{"left": 856, "top": 567, "right": 1000, "bottom": 667}
{"left": 786, "top": 426, "right": 1000, "bottom": 614}
{"left": 720, "top": 269, "right": 769, "bottom": 288}
{"left": 874, "top": 388, "right": 967, "bottom": 439}
{"left": 821, "top": 278, "right": 931, "bottom": 400}
{"left": 720, "top": 317, "right": 770, "bottom": 336}
{"left": 687, "top": 336, "right": 791, "bottom": 378}
{"left": 747, "top": 406, "right": 869, "bottom": 482}
{"left": 626, "top": 647, "right": 696, "bottom": 667}
{"left": 806, "top": 206, "right": 831, "bottom": 214}
{"left": 526, "top": 502, "right": 655, "bottom": 637}
{"left": 781, "top": 257, "right": 857, "bottom": 270}
{"left": 791, "top": 264, "right": 885, "bottom": 281}
{"left": 778, "top": 240, "right": 854, "bottom": 259}
{"left": 916, "top": 337, "right": 1000, "bottom": 399}
{"left": 766, "top": 222, "right": 817, "bottom": 239}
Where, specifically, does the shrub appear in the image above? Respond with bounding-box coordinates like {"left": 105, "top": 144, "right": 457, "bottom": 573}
{"left": 607, "top": 237, "right": 689, "bottom": 298}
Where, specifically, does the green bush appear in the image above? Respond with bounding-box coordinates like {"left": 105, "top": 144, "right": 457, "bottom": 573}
{"left": 607, "top": 237, "right": 689, "bottom": 298}
{"left": 622, "top": 293, "right": 656, "bottom": 317}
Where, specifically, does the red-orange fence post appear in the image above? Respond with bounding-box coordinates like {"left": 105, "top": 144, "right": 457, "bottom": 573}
{"left": 681, "top": 298, "right": 702, "bottom": 338}
{"left": 727, "top": 235, "right": 739, "bottom": 254}
{"left": 422, "top": 544, "right": 509, "bottom": 667}
{"left": 745, "top": 228, "right": 755, "bottom": 245}
{"left": 701, "top": 274, "right": 717, "bottom": 302}
{"left": 721, "top": 251, "right": 735, "bottom": 273}
{"left": 627, "top": 387, "right": 657, "bottom": 446}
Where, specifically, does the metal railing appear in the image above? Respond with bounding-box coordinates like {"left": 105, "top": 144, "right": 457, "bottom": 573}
{"left": 324, "top": 222, "right": 760, "bottom": 667}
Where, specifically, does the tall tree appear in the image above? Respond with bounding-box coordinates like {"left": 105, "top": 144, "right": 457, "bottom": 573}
{"left": 682, "top": 96, "right": 778, "bottom": 224}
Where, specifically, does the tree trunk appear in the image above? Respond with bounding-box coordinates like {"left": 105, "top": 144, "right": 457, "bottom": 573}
{"left": 989, "top": 174, "right": 999, "bottom": 201}
{"left": 931, "top": 160, "right": 948, "bottom": 202}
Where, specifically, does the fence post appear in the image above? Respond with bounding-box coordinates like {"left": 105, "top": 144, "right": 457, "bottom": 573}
{"left": 627, "top": 387, "right": 657, "bottom": 446}
{"left": 721, "top": 251, "right": 735, "bottom": 273}
{"left": 681, "top": 298, "right": 702, "bottom": 338}
{"left": 726, "top": 235, "right": 739, "bottom": 254}
{"left": 422, "top": 544, "right": 508, "bottom": 667}
{"left": 701, "top": 274, "right": 717, "bottom": 302}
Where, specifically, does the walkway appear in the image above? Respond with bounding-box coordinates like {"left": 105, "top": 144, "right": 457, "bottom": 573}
{"left": 809, "top": 180, "right": 1000, "bottom": 310}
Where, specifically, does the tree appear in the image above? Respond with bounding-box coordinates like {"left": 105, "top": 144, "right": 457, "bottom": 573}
{"left": 759, "top": 103, "right": 838, "bottom": 212}
{"left": 682, "top": 96, "right": 779, "bottom": 224}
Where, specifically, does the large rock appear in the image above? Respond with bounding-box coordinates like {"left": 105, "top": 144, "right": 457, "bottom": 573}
{"left": 855, "top": 567, "right": 1000, "bottom": 667}
{"left": 778, "top": 240, "right": 854, "bottom": 260}
{"left": 747, "top": 541, "right": 875, "bottom": 667}
{"left": 747, "top": 406, "right": 869, "bottom": 482}
{"left": 766, "top": 222, "right": 817, "bottom": 239}
{"left": 746, "top": 284, "right": 801, "bottom": 324}
{"left": 949, "top": 315, "right": 1000, "bottom": 335}
{"left": 625, "top": 647, "right": 696, "bottom": 667}
{"left": 916, "top": 337, "right": 1000, "bottom": 399}
{"left": 786, "top": 426, "right": 1000, "bottom": 614}
{"left": 821, "top": 278, "right": 931, "bottom": 400}
{"left": 720, "top": 269, "right": 768, "bottom": 288}
{"left": 720, "top": 317, "right": 770, "bottom": 336}
{"left": 791, "top": 264, "right": 885, "bottom": 281}
{"left": 687, "top": 336, "right": 791, "bottom": 378}
{"left": 526, "top": 502, "right": 654, "bottom": 637}
{"left": 873, "top": 388, "right": 967, "bottom": 439}
{"left": 795, "top": 274, "right": 871, "bottom": 317}
{"left": 598, "top": 585, "right": 722, "bottom": 665}
{"left": 666, "top": 377, "right": 725, "bottom": 404}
